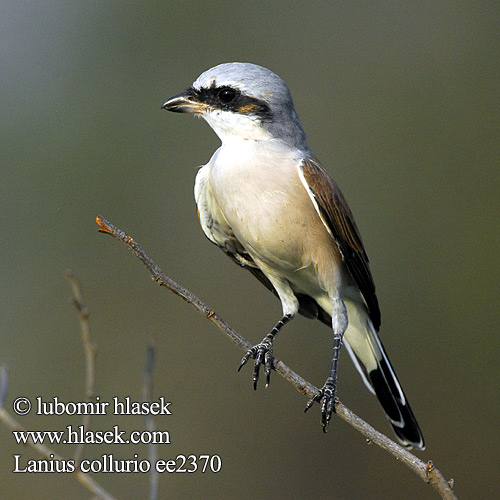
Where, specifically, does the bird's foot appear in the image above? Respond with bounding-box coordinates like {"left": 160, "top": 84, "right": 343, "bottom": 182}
{"left": 238, "top": 336, "right": 274, "bottom": 390}
{"left": 304, "top": 381, "right": 338, "bottom": 432}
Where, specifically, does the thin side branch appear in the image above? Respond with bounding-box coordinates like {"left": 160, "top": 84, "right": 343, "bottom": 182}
{"left": 65, "top": 269, "right": 97, "bottom": 466}
{"left": 96, "top": 215, "right": 457, "bottom": 500}
{"left": 0, "top": 365, "right": 7, "bottom": 407}
{"left": 0, "top": 276, "right": 117, "bottom": 500}
{"left": 0, "top": 380, "right": 118, "bottom": 500}
{"left": 143, "top": 341, "right": 159, "bottom": 500}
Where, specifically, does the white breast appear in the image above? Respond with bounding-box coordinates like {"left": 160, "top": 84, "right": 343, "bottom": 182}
{"left": 206, "top": 140, "right": 339, "bottom": 277}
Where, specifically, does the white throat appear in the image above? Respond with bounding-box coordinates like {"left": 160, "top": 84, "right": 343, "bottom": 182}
{"left": 202, "top": 109, "right": 274, "bottom": 146}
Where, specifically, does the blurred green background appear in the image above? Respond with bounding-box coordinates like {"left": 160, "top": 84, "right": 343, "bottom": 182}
{"left": 1, "top": 1, "right": 499, "bottom": 499}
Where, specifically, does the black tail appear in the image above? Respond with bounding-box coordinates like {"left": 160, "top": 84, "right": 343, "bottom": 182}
{"left": 367, "top": 350, "right": 425, "bottom": 449}
{"left": 343, "top": 305, "right": 425, "bottom": 450}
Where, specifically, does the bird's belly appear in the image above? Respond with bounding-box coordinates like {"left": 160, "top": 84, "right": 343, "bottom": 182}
{"left": 210, "top": 159, "right": 338, "bottom": 276}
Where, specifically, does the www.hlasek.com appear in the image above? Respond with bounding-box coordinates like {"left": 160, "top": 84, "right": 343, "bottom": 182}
{"left": 10, "top": 396, "right": 222, "bottom": 474}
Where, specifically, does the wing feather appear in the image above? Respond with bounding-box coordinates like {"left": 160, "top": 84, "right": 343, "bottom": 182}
{"left": 299, "top": 157, "right": 381, "bottom": 330}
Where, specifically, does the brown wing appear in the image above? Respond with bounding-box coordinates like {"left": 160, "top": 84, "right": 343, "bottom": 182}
{"left": 299, "top": 157, "right": 381, "bottom": 330}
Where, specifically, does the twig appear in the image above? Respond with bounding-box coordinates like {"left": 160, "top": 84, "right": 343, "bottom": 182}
{"left": 0, "top": 275, "right": 117, "bottom": 500}
{"left": 65, "top": 269, "right": 97, "bottom": 466}
{"left": 143, "top": 341, "right": 159, "bottom": 500}
{"left": 96, "top": 215, "right": 457, "bottom": 500}
{"left": 0, "top": 372, "right": 118, "bottom": 500}
{"left": 0, "top": 365, "right": 8, "bottom": 407}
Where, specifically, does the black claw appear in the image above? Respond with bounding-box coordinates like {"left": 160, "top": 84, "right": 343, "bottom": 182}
{"left": 304, "top": 391, "right": 322, "bottom": 413}
{"left": 304, "top": 383, "right": 337, "bottom": 432}
{"left": 238, "top": 341, "right": 274, "bottom": 390}
{"left": 238, "top": 315, "right": 291, "bottom": 391}
{"left": 238, "top": 346, "right": 256, "bottom": 372}
{"left": 264, "top": 350, "right": 273, "bottom": 388}
{"left": 253, "top": 350, "right": 263, "bottom": 388}
{"left": 320, "top": 386, "right": 336, "bottom": 431}
{"left": 252, "top": 360, "right": 260, "bottom": 388}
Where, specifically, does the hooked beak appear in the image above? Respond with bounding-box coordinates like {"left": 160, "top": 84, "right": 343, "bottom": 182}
{"left": 161, "top": 89, "right": 206, "bottom": 114}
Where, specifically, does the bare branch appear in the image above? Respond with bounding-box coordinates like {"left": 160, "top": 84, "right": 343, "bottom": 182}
{"left": 0, "top": 365, "right": 8, "bottom": 408}
{"left": 65, "top": 269, "right": 97, "bottom": 466}
{"left": 0, "top": 405, "right": 118, "bottom": 500}
{"left": 96, "top": 215, "right": 457, "bottom": 500}
{"left": 143, "top": 341, "right": 159, "bottom": 500}
{"left": 0, "top": 278, "right": 118, "bottom": 500}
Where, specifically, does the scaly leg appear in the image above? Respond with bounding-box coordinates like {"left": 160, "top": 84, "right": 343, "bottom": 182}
{"left": 238, "top": 313, "right": 293, "bottom": 389}
{"left": 305, "top": 297, "right": 347, "bottom": 432}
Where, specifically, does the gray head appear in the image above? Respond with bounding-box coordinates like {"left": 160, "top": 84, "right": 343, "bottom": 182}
{"left": 162, "top": 62, "right": 309, "bottom": 152}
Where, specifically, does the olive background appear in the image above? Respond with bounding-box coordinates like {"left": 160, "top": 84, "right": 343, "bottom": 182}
{"left": 1, "top": 1, "right": 499, "bottom": 499}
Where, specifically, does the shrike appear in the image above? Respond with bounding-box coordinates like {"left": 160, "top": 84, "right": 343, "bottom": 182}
{"left": 162, "top": 62, "right": 425, "bottom": 449}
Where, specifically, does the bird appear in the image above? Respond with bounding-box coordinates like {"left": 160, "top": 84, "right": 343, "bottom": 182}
{"left": 162, "top": 62, "right": 425, "bottom": 450}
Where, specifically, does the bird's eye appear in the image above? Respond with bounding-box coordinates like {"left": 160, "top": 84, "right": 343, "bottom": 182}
{"left": 217, "top": 87, "right": 237, "bottom": 104}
